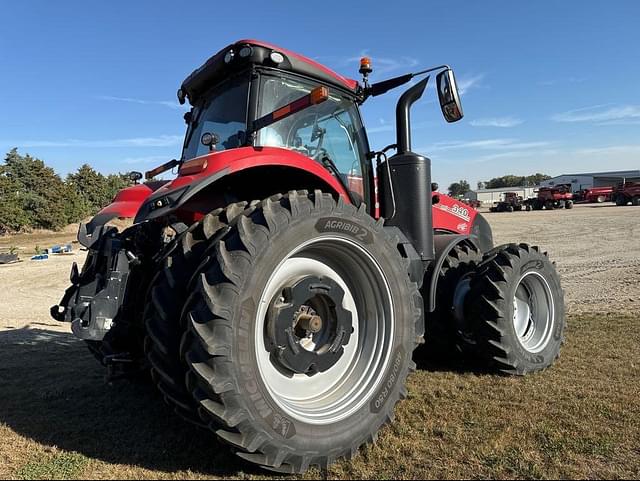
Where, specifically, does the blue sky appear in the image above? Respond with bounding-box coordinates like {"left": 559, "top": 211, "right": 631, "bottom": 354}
{"left": 1, "top": 0, "right": 639, "bottom": 189}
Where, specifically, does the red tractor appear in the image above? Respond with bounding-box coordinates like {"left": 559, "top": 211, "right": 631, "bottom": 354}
{"left": 529, "top": 184, "right": 574, "bottom": 210}
{"left": 489, "top": 192, "right": 526, "bottom": 212}
{"left": 51, "top": 40, "right": 565, "bottom": 474}
{"left": 614, "top": 181, "right": 640, "bottom": 206}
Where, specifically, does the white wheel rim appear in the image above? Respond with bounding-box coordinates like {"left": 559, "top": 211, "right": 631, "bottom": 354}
{"left": 512, "top": 271, "right": 555, "bottom": 353}
{"left": 255, "top": 235, "right": 394, "bottom": 425}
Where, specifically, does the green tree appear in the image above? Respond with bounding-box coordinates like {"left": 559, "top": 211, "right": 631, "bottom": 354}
{"left": 0, "top": 148, "right": 89, "bottom": 232}
{"left": 0, "top": 163, "right": 29, "bottom": 233}
{"left": 66, "top": 165, "right": 131, "bottom": 214}
{"left": 448, "top": 179, "right": 471, "bottom": 197}
{"left": 484, "top": 173, "right": 551, "bottom": 189}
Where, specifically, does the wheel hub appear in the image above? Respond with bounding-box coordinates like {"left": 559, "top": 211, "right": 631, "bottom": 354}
{"left": 266, "top": 276, "right": 353, "bottom": 376}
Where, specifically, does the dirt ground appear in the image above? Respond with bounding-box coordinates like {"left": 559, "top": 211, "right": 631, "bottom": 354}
{"left": 2, "top": 204, "right": 637, "bottom": 331}
{"left": 0, "top": 204, "right": 638, "bottom": 479}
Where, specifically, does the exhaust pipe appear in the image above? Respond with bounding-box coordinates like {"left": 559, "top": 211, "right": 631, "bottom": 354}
{"left": 378, "top": 76, "right": 434, "bottom": 262}
{"left": 396, "top": 77, "right": 429, "bottom": 154}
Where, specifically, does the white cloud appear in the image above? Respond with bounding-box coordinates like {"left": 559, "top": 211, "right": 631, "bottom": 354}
{"left": 457, "top": 74, "right": 485, "bottom": 95}
{"left": 469, "top": 116, "right": 524, "bottom": 128}
{"left": 121, "top": 155, "right": 173, "bottom": 165}
{"left": 552, "top": 104, "right": 640, "bottom": 124}
{"left": 573, "top": 144, "right": 640, "bottom": 156}
{"left": 538, "top": 77, "right": 586, "bottom": 87}
{"left": 426, "top": 138, "right": 550, "bottom": 152}
{"left": 1, "top": 135, "right": 184, "bottom": 148}
{"left": 345, "top": 53, "right": 419, "bottom": 76}
{"left": 98, "top": 95, "right": 186, "bottom": 110}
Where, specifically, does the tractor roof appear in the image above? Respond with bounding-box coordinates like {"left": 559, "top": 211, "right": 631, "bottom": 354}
{"left": 181, "top": 40, "right": 359, "bottom": 104}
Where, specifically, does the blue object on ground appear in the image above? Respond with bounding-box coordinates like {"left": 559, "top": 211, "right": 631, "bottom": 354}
{"left": 31, "top": 254, "right": 49, "bottom": 261}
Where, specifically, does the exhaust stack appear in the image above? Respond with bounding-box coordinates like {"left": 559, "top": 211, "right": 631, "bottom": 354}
{"left": 396, "top": 77, "right": 429, "bottom": 154}
{"left": 378, "top": 76, "right": 434, "bottom": 262}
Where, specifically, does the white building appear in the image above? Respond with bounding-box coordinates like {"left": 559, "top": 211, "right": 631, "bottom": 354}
{"left": 467, "top": 186, "right": 537, "bottom": 205}
{"left": 541, "top": 170, "right": 640, "bottom": 191}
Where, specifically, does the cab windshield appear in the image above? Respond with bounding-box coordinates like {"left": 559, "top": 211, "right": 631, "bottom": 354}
{"left": 256, "top": 74, "right": 368, "bottom": 198}
{"left": 181, "top": 75, "right": 249, "bottom": 160}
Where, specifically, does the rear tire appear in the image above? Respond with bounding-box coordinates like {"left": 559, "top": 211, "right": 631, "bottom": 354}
{"left": 182, "top": 191, "right": 422, "bottom": 473}
{"left": 632, "top": 196, "right": 640, "bottom": 206}
{"left": 144, "top": 203, "right": 251, "bottom": 425}
{"left": 616, "top": 195, "right": 627, "bottom": 206}
{"left": 464, "top": 244, "right": 565, "bottom": 375}
{"left": 565, "top": 200, "right": 573, "bottom": 209}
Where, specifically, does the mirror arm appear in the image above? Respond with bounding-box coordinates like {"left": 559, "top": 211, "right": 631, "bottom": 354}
{"left": 364, "top": 65, "right": 451, "bottom": 100}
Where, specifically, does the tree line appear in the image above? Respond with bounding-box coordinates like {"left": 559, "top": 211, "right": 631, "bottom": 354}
{"left": 448, "top": 173, "right": 552, "bottom": 197}
{"left": 0, "top": 148, "right": 132, "bottom": 234}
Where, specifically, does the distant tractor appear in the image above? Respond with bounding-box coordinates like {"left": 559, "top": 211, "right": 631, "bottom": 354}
{"left": 529, "top": 185, "right": 574, "bottom": 210}
{"left": 489, "top": 192, "right": 526, "bottom": 212}
{"left": 614, "top": 181, "right": 640, "bottom": 206}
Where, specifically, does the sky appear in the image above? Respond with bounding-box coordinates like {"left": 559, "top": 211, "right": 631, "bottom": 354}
{"left": 1, "top": 1, "right": 639, "bottom": 189}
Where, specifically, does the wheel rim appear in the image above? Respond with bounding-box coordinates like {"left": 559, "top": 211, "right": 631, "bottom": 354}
{"left": 512, "top": 271, "right": 555, "bottom": 353}
{"left": 255, "top": 235, "right": 394, "bottom": 425}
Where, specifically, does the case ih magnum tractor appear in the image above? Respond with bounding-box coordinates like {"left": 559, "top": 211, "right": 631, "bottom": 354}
{"left": 52, "top": 40, "right": 565, "bottom": 473}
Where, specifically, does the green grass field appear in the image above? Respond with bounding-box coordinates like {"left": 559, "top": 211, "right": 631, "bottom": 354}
{"left": 1, "top": 312, "right": 638, "bottom": 479}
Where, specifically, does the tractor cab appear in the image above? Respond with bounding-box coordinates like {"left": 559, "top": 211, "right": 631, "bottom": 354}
{"left": 177, "top": 40, "right": 370, "bottom": 203}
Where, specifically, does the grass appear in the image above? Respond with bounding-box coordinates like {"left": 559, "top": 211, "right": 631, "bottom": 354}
{"left": 0, "top": 312, "right": 638, "bottom": 479}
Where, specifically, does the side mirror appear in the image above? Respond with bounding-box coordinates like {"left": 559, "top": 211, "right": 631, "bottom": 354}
{"left": 129, "top": 171, "right": 143, "bottom": 184}
{"left": 436, "top": 69, "right": 464, "bottom": 123}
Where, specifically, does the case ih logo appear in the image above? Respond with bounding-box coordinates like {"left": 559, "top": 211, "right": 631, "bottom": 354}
{"left": 437, "top": 203, "right": 471, "bottom": 222}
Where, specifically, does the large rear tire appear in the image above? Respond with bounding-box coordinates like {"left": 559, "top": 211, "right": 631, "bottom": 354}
{"left": 182, "top": 191, "right": 422, "bottom": 473}
{"left": 616, "top": 195, "right": 627, "bottom": 206}
{"left": 464, "top": 244, "right": 565, "bottom": 375}
{"left": 143, "top": 203, "right": 252, "bottom": 425}
{"left": 632, "top": 196, "right": 640, "bottom": 206}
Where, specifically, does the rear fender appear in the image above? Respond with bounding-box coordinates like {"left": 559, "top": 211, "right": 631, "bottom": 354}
{"left": 134, "top": 147, "right": 351, "bottom": 224}
{"left": 425, "top": 234, "right": 479, "bottom": 312}
{"left": 82, "top": 182, "right": 168, "bottom": 247}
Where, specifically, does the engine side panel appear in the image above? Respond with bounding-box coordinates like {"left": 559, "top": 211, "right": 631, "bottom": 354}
{"left": 432, "top": 193, "right": 477, "bottom": 236}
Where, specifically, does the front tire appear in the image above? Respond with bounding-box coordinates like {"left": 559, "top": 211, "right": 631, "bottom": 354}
{"left": 182, "top": 191, "right": 422, "bottom": 473}
{"left": 418, "top": 243, "right": 482, "bottom": 359}
{"left": 464, "top": 244, "right": 565, "bottom": 375}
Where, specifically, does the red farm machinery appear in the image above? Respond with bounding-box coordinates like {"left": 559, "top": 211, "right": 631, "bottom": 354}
{"left": 528, "top": 184, "right": 574, "bottom": 210}
{"left": 575, "top": 186, "right": 613, "bottom": 203}
{"left": 614, "top": 181, "right": 640, "bottom": 206}
{"left": 51, "top": 40, "right": 566, "bottom": 473}
{"left": 489, "top": 191, "right": 527, "bottom": 212}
